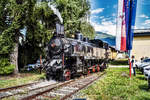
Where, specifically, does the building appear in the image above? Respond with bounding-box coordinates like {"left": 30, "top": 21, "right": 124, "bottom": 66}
{"left": 131, "top": 29, "right": 150, "bottom": 60}
{"left": 95, "top": 32, "right": 119, "bottom": 60}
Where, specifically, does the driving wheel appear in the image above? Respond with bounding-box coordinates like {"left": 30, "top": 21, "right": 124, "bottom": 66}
{"left": 63, "top": 69, "right": 71, "bottom": 81}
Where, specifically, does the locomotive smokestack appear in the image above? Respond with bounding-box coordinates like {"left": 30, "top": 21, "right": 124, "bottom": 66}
{"left": 56, "top": 23, "right": 64, "bottom": 36}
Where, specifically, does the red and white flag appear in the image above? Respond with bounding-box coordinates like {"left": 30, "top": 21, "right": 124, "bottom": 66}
{"left": 116, "top": 0, "right": 126, "bottom": 51}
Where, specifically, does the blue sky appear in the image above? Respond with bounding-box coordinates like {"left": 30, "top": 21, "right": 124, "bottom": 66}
{"left": 90, "top": 0, "right": 150, "bottom": 36}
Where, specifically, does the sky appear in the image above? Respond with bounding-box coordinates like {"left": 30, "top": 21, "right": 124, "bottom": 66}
{"left": 90, "top": 0, "right": 150, "bottom": 36}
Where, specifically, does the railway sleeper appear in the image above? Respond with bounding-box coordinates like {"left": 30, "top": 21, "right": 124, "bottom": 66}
{"left": 49, "top": 92, "right": 66, "bottom": 96}
{"left": 0, "top": 92, "right": 12, "bottom": 99}
{"left": 62, "top": 87, "right": 79, "bottom": 90}
{"left": 0, "top": 89, "right": 25, "bottom": 99}
{"left": 57, "top": 89, "right": 74, "bottom": 93}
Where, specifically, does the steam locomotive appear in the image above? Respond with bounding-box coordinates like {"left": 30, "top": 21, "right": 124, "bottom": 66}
{"left": 43, "top": 31, "right": 109, "bottom": 81}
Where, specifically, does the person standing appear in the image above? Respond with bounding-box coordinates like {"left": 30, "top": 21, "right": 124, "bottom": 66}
{"left": 141, "top": 57, "right": 144, "bottom": 62}
{"left": 131, "top": 55, "right": 136, "bottom": 76}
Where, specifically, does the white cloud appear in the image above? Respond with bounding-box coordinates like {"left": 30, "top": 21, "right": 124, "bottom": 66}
{"left": 139, "top": 14, "right": 149, "bottom": 19}
{"left": 142, "top": 19, "right": 150, "bottom": 26}
{"left": 138, "top": 19, "right": 150, "bottom": 29}
{"left": 145, "top": 19, "right": 150, "bottom": 24}
{"left": 99, "top": 16, "right": 104, "bottom": 19}
{"left": 91, "top": 20, "right": 116, "bottom": 36}
{"left": 90, "top": 16, "right": 105, "bottom": 21}
{"left": 134, "top": 26, "right": 138, "bottom": 29}
{"left": 91, "top": 8, "right": 104, "bottom": 14}
{"left": 90, "top": 15, "right": 99, "bottom": 19}
{"left": 101, "top": 18, "right": 106, "bottom": 22}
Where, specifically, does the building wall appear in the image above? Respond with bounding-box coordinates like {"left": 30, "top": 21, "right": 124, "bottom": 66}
{"left": 111, "top": 50, "right": 117, "bottom": 60}
{"left": 132, "top": 36, "right": 150, "bottom": 60}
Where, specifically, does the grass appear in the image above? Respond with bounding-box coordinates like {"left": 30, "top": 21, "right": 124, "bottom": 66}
{"left": 0, "top": 72, "right": 45, "bottom": 88}
{"left": 80, "top": 67, "right": 150, "bottom": 100}
{"left": 110, "top": 59, "right": 128, "bottom": 65}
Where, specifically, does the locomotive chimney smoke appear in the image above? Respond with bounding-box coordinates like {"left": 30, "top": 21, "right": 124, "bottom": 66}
{"left": 48, "top": 2, "right": 63, "bottom": 24}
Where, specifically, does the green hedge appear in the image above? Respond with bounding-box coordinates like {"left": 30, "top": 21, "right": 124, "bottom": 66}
{"left": 110, "top": 59, "right": 128, "bottom": 65}
{"left": 0, "top": 58, "right": 15, "bottom": 75}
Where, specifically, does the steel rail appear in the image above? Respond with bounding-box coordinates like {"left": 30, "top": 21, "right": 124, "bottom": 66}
{"left": 21, "top": 72, "right": 105, "bottom": 100}
{"left": 61, "top": 72, "right": 106, "bottom": 100}
{"left": 0, "top": 81, "right": 40, "bottom": 92}
{"left": 0, "top": 82, "right": 59, "bottom": 99}
{"left": 21, "top": 80, "right": 74, "bottom": 100}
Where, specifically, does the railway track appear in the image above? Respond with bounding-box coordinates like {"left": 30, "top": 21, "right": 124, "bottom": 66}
{"left": 0, "top": 81, "right": 40, "bottom": 92}
{"left": 21, "top": 72, "right": 105, "bottom": 100}
{"left": 0, "top": 80, "right": 57, "bottom": 100}
{"left": 0, "top": 72, "right": 105, "bottom": 100}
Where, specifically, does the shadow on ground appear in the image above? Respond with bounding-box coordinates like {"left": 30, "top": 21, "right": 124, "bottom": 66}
{"left": 136, "top": 76, "right": 147, "bottom": 81}
{"left": 137, "top": 96, "right": 150, "bottom": 100}
{"left": 139, "top": 84, "right": 149, "bottom": 91}
{"left": 136, "top": 71, "right": 143, "bottom": 75}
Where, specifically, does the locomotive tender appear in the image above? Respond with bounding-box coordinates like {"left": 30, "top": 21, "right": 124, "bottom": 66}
{"left": 43, "top": 31, "right": 109, "bottom": 81}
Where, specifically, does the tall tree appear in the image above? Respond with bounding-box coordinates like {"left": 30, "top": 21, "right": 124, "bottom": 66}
{"left": 0, "top": 0, "right": 35, "bottom": 73}
{"left": 9, "top": 0, "right": 31, "bottom": 74}
{"left": 54, "top": 0, "right": 93, "bottom": 36}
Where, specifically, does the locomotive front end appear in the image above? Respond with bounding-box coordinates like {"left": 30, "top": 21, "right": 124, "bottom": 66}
{"left": 48, "top": 36, "right": 63, "bottom": 57}
{"left": 44, "top": 36, "right": 64, "bottom": 80}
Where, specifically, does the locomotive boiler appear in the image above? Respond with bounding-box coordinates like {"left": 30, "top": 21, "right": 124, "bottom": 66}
{"left": 43, "top": 31, "right": 109, "bottom": 81}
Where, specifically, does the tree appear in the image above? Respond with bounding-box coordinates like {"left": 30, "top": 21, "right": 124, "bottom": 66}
{"left": 19, "top": 0, "right": 94, "bottom": 67}
{"left": 80, "top": 22, "right": 95, "bottom": 39}
{"left": 54, "top": 0, "right": 94, "bottom": 37}
{"left": 0, "top": 0, "right": 95, "bottom": 74}
{"left": 0, "top": 0, "right": 34, "bottom": 74}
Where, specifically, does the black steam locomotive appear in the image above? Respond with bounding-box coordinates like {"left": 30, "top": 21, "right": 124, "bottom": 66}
{"left": 43, "top": 31, "right": 109, "bottom": 81}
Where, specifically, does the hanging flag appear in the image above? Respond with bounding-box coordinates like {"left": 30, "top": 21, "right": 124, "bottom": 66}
{"left": 116, "top": 0, "right": 123, "bottom": 51}
{"left": 116, "top": 0, "right": 137, "bottom": 51}
{"left": 121, "top": 0, "right": 126, "bottom": 51}
{"left": 127, "top": 0, "right": 137, "bottom": 50}
{"left": 125, "top": 0, "right": 131, "bottom": 51}
{"left": 116, "top": 0, "right": 126, "bottom": 51}
{"left": 125, "top": 0, "right": 137, "bottom": 78}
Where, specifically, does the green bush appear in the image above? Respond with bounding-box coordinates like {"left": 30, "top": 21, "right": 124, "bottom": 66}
{"left": 0, "top": 58, "right": 15, "bottom": 75}
{"left": 110, "top": 59, "right": 128, "bottom": 65}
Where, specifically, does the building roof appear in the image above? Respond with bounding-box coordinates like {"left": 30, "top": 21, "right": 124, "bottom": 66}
{"left": 134, "top": 29, "right": 150, "bottom": 33}
{"left": 134, "top": 29, "right": 150, "bottom": 36}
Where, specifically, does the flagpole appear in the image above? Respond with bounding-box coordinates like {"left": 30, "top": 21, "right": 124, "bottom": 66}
{"left": 128, "top": 50, "right": 131, "bottom": 78}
